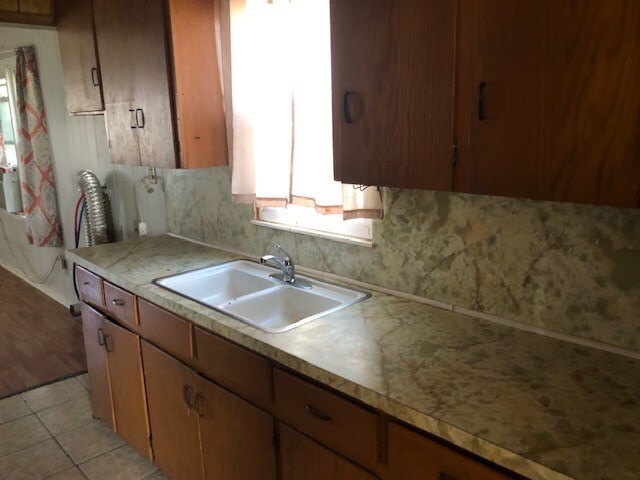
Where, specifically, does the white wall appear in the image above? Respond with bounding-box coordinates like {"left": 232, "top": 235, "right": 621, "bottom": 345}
{"left": 0, "top": 24, "right": 167, "bottom": 306}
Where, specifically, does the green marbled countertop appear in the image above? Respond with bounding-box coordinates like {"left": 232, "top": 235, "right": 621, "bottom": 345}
{"left": 67, "top": 235, "right": 640, "bottom": 480}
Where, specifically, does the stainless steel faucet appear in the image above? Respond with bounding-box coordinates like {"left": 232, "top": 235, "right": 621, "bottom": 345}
{"left": 260, "top": 245, "right": 311, "bottom": 289}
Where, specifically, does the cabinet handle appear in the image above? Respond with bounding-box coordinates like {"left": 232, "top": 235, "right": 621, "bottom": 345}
{"left": 183, "top": 385, "right": 195, "bottom": 408}
{"left": 90, "top": 67, "right": 99, "bottom": 87}
{"left": 103, "top": 334, "right": 113, "bottom": 352}
{"left": 305, "top": 404, "right": 332, "bottom": 421}
{"left": 83, "top": 281, "right": 90, "bottom": 285}
{"left": 129, "top": 109, "right": 137, "bottom": 129}
{"left": 343, "top": 91, "right": 354, "bottom": 123}
{"left": 194, "top": 394, "right": 204, "bottom": 417}
{"left": 97, "top": 328, "right": 105, "bottom": 346}
{"left": 478, "top": 81, "right": 487, "bottom": 121}
{"left": 111, "top": 299, "right": 125, "bottom": 306}
{"left": 136, "top": 108, "right": 145, "bottom": 128}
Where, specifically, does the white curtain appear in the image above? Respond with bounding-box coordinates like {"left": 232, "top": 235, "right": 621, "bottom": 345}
{"left": 229, "top": 0, "right": 382, "bottom": 219}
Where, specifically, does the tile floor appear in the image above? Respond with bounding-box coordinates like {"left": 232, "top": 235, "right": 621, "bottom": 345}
{"left": 0, "top": 374, "right": 169, "bottom": 480}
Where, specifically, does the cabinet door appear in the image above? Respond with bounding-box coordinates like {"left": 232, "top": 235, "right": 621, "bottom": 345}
{"left": 195, "top": 375, "right": 278, "bottom": 480}
{"left": 142, "top": 341, "right": 204, "bottom": 480}
{"left": 280, "top": 424, "right": 377, "bottom": 480}
{"left": 80, "top": 303, "right": 113, "bottom": 429}
{"left": 130, "top": 0, "right": 177, "bottom": 169}
{"left": 167, "top": 0, "right": 228, "bottom": 169}
{"left": 93, "top": 0, "right": 141, "bottom": 165}
{"left": 56, "top": 0, "right": 103, "bottom": 114}
{"left": 331, "top": 0, "right": 457, "bottom": 189}
{"left": 102, "top": 320, "right": 151, "bottom": 458}
{"left": 464, "top": 0, "right": 640, "bottom": 207}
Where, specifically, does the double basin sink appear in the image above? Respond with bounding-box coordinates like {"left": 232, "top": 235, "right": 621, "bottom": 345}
{"left": 154, "top": 260, "right": 369, "bottom": 333}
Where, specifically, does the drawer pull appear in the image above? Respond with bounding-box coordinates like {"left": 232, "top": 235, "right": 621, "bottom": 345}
{"left": 183, "top": 385, "right": 195, "bottom": 408}
{"left": 305, "top": 404, "right": 332, "bottom": 422}
{"left": 111, "top": 299, "right": 125, "bottom": 306}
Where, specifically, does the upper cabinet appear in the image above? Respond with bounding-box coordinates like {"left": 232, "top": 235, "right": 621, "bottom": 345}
{"left": 331, "top": 0, "right": 457, "bottom": 190}
{"left": 0, "top": 0, "right": 54, "bottom": 25}
{"left": 90, "top": 0, "right": 228, "bottom": 169}
{"left": 56, "top": 0, "right": 103, "bottom": 114}
{"left": 332, "top": 0, "right": 640, "bottom": 208}
{"left": 458, "top": 0, "right": 640, "bottom": 208}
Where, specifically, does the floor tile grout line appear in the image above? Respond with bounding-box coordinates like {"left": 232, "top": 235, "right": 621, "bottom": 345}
{"left": 27, "top": 388, "right": 91, "bottom": 416}
{"left": 33, "top": 404, "right": 84, "bottom": 478}
{"left": 0, "top": 436, "right": 52, "bottom": 460}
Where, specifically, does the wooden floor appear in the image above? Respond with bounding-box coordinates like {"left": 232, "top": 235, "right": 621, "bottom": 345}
{"left": 0, "top": 266, "right": 86, "bottom": 399}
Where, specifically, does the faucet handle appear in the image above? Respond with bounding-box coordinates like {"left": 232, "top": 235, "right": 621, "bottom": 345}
{"left": 275, "top": 244, "right": 293, "bottom": 266}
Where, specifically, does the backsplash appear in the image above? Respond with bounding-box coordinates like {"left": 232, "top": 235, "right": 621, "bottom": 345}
{"left": 165, "top": 167, "right": 640, "bottom": 352}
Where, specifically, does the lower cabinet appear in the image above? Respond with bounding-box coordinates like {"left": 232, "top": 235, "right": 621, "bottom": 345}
{"left": 142, "top": 341, "right": 203, "bottom": 480}
{"left": 280, "top": 423, "right": 378, "bottom": 480}
{"left": 81, "top": 303, "right": 151, "bottom": 458}
{"left": 142, "top": 340, "right": 278, "bottom": 480}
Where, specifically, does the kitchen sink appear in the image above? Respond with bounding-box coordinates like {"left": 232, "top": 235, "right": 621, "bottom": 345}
{"left": 153, "top": 260, "right": 369, "bottom": 333}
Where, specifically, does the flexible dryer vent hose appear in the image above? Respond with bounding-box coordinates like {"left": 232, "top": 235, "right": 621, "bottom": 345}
{"left": 76, "top": 170, "right": 110, "bottom": 246}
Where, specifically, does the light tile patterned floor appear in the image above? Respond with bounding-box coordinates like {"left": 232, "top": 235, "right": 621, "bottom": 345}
{"left": 0, "top": 374, "right": 169, "bottom": 480}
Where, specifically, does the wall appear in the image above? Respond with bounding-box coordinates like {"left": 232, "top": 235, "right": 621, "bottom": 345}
{"left": 165, "top": 167, "right": 640, "bottom": 352}
{"left": 0, "top": 24, "right": 167, "bottom": 306}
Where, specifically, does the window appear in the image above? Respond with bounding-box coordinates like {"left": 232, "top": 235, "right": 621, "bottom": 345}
{"left": 0, "top": 71, "right": 19, "bottom": 168}
{"left": 229, "top": 0, "right": 381, "bottom": 244}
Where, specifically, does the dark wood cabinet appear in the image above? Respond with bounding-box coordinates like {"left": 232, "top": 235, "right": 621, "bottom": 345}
{"left": 330, "top": 0, "right": 457, "bottom": 190}
{"left": 102, "top": 320, "right": 150, "bottom": 458}
{"left": 458, "top": 0, "right": 640, "bottom": 208}
{"left": 142, "top": 340, "right": 278, "bottom": 480}
{"left": 142, "top": 341, "right": 204, "bottom": 480}
{"left": 80, "top": 303, "right": 113, "bottom": 429}
{"left": 280, "top": 423, "right": 378, "bottom": 480}
{"left": 56, "top": 0, "right": 103, "bottom": 114}
{"left": 92, "top": 0, "right": 228, "bottom": 169}
{"left": 386, "top": 422, "right": 516, "bottom": 480}
{"left": 80, "top": 303, "right": 150, "bottom": 458}
{"left": 196, "top": 374, "right": 278, "bottom": 480}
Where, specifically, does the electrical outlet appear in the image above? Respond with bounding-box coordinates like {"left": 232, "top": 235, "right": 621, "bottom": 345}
{"left": 138, "top": 222, "right": 148, "bottom": 238}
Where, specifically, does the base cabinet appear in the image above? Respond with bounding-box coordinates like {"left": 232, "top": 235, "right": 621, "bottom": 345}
{"left": 280, "top": 423, "right": 378, "bottom": 480}
{"left": 80, "top": 304, "right": 150, "bottom": 458}
{"left": 142, "top": 341, "right": 204, "bottom": 480}
{"left": 80, "top": 303, "right": 113, "bottom": 429}
{"left": 78, "top": 271, "right": 522, "bottom": 480}
{"left": 142, "top": 340, "right": 278, "bottom": 480}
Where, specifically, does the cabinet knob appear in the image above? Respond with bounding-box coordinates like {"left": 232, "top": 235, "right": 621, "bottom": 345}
{"left": 112, "top": 299, "right": 125, "bottom": 306}
{"left": 305, "top": 404, "right": 332, "bottom": 421}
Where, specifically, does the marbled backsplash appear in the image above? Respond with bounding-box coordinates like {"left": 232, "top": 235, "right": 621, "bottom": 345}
{"left": 165, "top": 167, "right": 640, "bottom": 352}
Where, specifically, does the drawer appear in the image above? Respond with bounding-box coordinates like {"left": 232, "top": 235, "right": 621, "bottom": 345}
{"left": 194, "top": 327, "right": 272, "bottom": 409}
{"left": 387, "top": 422, "right": 517, "bottom": 480}
{"left": 138, "top": 299, "right": 192, "bottom": 363}
{"left": 274, "top": 369, "right": 378, "bottom": 469}
{"left": 104, "top": 282, "right": 137, "bottom": 328}
{"left": 76, "top": 266, "right": 104, "bottom": 307}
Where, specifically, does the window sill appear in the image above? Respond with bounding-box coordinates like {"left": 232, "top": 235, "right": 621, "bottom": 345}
{"left": 250, "top": 220, "right": 374, "bottom": 248}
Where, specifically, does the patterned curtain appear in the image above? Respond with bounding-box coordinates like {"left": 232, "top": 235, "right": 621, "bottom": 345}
{"left": 15, "top": 46, "right": 62, "bottom": 247}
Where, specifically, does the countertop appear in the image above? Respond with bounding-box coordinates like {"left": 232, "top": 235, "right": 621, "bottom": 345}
{"left": 67, "top": 235, "right": 640, "bottom": 480}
